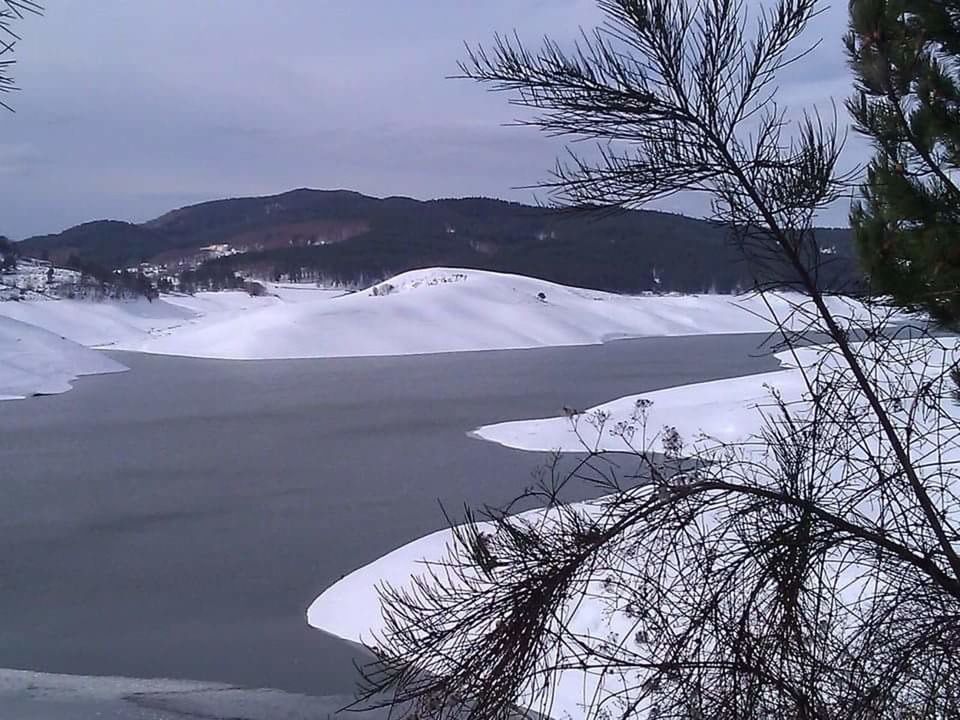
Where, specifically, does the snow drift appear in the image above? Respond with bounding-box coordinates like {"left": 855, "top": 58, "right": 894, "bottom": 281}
{"left": 0, "top": 268, "right": 897, "bottom": 402}
{"left": 0, "top": 315, "right": 127, "bottom": 400}
{"left": 104, "top": 268, "right": 886, "bottom": 359}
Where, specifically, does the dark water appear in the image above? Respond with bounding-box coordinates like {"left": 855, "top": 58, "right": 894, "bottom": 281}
{"left": 0, "top": 335, "right": 779, "bottom": 697}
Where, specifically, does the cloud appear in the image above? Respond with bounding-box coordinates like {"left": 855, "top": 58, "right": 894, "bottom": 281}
{"left": 1, "top": 0, "right": 857, "bottom": 238}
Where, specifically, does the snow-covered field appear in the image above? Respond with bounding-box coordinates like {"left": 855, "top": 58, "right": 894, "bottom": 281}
{"left": 0, "top": 315, "right": 126, "bottom": 400}
{"left": 0, "top": 295, "right": 197, "bottom": 348}
{"left": 472, "top": 346, "right": 818, "bottom": 453}
{"left": 0, "top": 266, "right": 882, "bottom": 401}
{"left": 0, "top": 267, "right": 889, "bottom": 359}
{"left": 110, "top": 270, "right": 885, "bottom": 359}
{"left": 474, "top": 339, "right": 960, "bottom": 454}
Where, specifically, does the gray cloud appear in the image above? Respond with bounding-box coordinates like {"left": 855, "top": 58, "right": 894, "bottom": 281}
{"left": 3, "top": 0, "right": 858, "bottom": 238}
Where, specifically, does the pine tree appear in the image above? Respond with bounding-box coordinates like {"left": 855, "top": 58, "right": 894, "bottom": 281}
{"left": 847, "top": 0, "right": 960, "bottom": 325}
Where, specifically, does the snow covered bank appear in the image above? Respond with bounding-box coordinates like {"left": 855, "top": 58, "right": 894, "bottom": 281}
{"left": 0, "top": 283, "right": 341, "bottom": 401}
{"left": 472, "top": 339, "right": 958, "bottom": 453}
{"left": 0, "top": 285, "right": 325, "bottom": 348}
{"left": 0, "top": 315, "right": 127, "bottom": 400}
{"left": 472, "top": 347, "right": 810, "bottom": 453}
{"left": 0, "top": 267, "right": 899, "bottom": 402}
{"left": 473, "top": 369, "right": 799, "bottom": 453}
{"left": 306, "top": 494, "right": 649, "bottom": 719}
{"left": 0, "top": 295, "right": 196, "bottom": 348}
{"left": 109, "top": 268, "right": 888, "bottom": 359}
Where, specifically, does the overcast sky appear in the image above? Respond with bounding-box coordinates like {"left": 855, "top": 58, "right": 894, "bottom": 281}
{"left": 2, "top": 1, "right": 857, "bottom": 239}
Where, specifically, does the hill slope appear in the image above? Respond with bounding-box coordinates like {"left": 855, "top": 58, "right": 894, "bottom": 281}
{"left": 18, "top": 189, "right": 859, "bottom": 294}
{"left": 0, "top": 315, "right": 127, "bottom": 399}
{"left": 103, "top": 268, "right": 871, "bottom": 359}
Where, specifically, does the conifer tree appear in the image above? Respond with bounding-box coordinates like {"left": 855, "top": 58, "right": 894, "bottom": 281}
{"left": 847, "top": 0, "right": 960, "bottom": 324}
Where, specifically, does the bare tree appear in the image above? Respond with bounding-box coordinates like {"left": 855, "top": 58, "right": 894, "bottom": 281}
{"left": 0, "top": 0, "right": 40, "bottom": 110}
{"left": 350, "top": 2, "right": 960, "bottom": 719}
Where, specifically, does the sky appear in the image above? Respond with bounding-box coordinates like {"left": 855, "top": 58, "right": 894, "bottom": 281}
{"left": 2, "top": 1, "right": 857, "bottom": 239}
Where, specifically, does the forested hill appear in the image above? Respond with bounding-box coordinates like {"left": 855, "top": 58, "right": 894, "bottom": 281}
{"left": 18, "top": 189, "right": 859, "bottom": 294}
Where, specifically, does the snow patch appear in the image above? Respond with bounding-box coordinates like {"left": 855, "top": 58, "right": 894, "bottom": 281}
{"left": 472, "top": 340, "right": 958, "bottom": 453}
{"left": 0, "top": 315, "right": 127, "bottom": 400}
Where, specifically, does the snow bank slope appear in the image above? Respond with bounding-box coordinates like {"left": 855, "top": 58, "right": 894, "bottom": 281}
{"left": 0, "top": 284, "right": 339, "bottom": 401}
{"left": 0, "top": 287, "right": 322, "bottom": 349}
{"left": 307, "top": 496, "right": 647, "bottom": 720}
{"left": 0, "top": 315, "right": 127, "bottom": 400}
{"left": 115, "top": 268, "right": 871, "bottom": 360}
{"left": 0, "top": 296, "right": 196, "bottom": 347}
{"left": 474, "top": 369, "right": 800, "bottom": 453}
{"left": 473, "top": 339, "right": 959, "bottom": 453}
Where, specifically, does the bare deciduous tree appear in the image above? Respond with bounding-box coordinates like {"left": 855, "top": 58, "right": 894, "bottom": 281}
{"left": 349, "top": 2, "right": 960, "bottom": 719}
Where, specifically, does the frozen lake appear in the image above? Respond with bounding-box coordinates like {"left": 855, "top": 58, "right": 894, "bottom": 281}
{"left": 0, "top": 335, "right": 779, "bottom": 700}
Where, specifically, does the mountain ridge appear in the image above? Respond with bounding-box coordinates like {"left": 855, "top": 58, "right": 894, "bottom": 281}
{"left": 17, "top": 188, "right": 859, "bottom": 294}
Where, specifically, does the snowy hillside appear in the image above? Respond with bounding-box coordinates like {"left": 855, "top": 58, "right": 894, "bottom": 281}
{"left": 0, "top": 315, "right": 127, "bottom": 400}
{"left": 0, "top": 267, "right": 897, "bottom": 401}
{"left": 0, "top": 295, "right": 196, "bottom": 347}
{"left": 100, "top": 268, "right": 888, "bottom": 359}
{"left": 0, "top": 258, "right": 82, "bottom": 300}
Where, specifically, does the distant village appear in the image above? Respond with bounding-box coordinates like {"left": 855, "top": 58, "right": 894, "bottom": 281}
{"left": 0, "top": 238, "right": 269, "bottom": 301}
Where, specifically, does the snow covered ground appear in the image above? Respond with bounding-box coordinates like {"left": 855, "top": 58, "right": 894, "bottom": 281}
{"left": 473, "top": 339, "right": 959, "bottom": 453}
{"left": 307, "top": 506, "right": 591, "bottom": 714}
{"left": 0, "top": 283, "right": 329, "bottom": 400}
{"left": 472, "top": 347, "right": 812, "bottom": 453}
{"left": 0, "top": 267, "right": 890, "bottom": 361}
{"left": 0, "top": 295, "right": 197, "bottom": 348}
{"left": 113, "top": 270, "right": 884, "bottom": 359}
{"left": 0, "top": 267, "right": 897, "bottom": 400}
{"left": 0, "top": 315, "right": 126, "bottom": 400}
